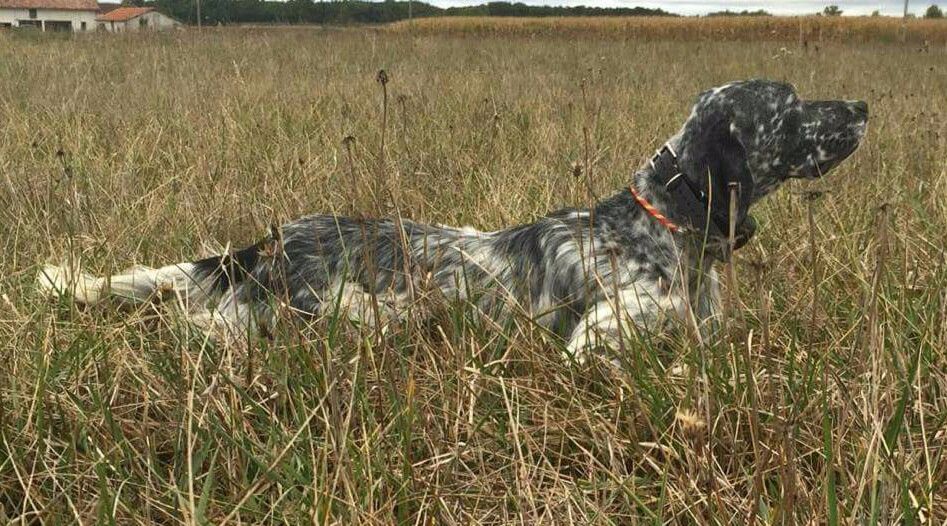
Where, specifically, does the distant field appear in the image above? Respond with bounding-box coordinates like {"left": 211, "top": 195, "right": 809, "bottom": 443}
{"left": 0, "top": 27, "right": 945, "bottom": 524}
{"left": 389, "top": 15, "right": 947, "bottom": 45}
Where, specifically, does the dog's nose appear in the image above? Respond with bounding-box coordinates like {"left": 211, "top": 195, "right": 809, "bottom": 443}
{"left": 851, "top": 100, "right": 868, "bottom": 117}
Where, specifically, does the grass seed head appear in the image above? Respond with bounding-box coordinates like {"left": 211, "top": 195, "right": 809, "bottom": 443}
{"left": 676, "top": 408, "right": 706, "bottom": 437}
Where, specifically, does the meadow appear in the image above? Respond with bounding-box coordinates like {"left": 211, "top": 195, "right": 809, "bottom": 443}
{"left": 0, "top": 23, "right": 945, "bottom": 524}
{"left": 388, "top": 15, "right": 947, "bottom": 45}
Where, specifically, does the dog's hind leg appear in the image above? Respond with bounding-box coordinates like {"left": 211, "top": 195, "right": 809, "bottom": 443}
{"left": 188, "top": 301, "right": 261, "bottom": 343}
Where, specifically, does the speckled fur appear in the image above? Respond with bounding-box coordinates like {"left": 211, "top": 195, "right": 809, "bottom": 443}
{"left": 37, "top": 80, "right": 868, "bottom": 358}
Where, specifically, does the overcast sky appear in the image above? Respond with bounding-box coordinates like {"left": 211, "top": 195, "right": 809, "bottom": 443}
{"left": 428, "top": 0, "right": 927, "bottom": 16}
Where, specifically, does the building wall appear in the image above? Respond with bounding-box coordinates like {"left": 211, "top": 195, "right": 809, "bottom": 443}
{"left": 0, "top": 8, "right": 97, "bottom": 31}
{"left": 103, "top": 11, "right": 181, "bottom": 32}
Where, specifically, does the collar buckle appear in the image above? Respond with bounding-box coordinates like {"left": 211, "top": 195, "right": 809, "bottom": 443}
{"left": 652, "top": 143, "right": 677, "bottom": 161}
{"left": 648, "top": 143, "right": 678, "bottom": 173}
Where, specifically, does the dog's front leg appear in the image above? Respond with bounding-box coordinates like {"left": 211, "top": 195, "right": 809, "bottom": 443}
{"left": 565, "top": 282, "right": 686, "bottom": 364}
{"left": 691, "top": 266, "right": 723, "bottom": 342}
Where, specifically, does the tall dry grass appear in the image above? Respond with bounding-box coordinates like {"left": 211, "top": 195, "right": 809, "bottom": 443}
{"left": 388, "top": 15, "right": 947, "bottom": 46}
{"left": 0, "top": 27, "right": 945, "bottom": 523}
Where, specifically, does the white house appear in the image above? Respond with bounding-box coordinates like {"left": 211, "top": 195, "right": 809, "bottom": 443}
{"left": 0, "top": 0, "right": 98, "bottom": 31}
{"left": 96, "top": 6, "right": 180, "bottom": 32}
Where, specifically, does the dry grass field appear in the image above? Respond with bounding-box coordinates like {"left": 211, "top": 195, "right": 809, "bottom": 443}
{"left": 388, "top": 15, "right": 947, "bottom": 46}
{"left": 1, "top": 25, "right": 946, "bottom": 524}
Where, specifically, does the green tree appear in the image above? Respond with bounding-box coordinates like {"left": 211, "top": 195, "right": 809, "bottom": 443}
{"left": 924, "top": 4, "right": 944, "bottom": 18}
{"left": 823, "top": 5, "right": 843, "bottom": 16}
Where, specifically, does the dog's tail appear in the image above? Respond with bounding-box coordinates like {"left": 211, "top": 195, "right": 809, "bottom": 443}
{"left": 36, "top": 242, "right": 263, "bottom": 309}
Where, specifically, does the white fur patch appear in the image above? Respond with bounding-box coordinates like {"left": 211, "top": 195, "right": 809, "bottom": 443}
{"left": 37, "top": 264, "right": 106, "bottom": 305}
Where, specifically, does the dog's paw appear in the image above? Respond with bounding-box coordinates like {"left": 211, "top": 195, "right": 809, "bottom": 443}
{"left": 37, "top": 264, "right": 70, "bottom": 297}
{"left": 36, "top": 264, "right": 105, "bottom": 304}
{"left": 564, "top": 329, "right": 616, "bottom": 365}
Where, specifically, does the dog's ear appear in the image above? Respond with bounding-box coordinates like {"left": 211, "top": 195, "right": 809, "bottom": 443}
{"left": 676, "top": 90, "right": 755, "bottom": 230}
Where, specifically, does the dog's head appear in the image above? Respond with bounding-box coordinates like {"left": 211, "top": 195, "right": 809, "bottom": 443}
{"left": 674, "top": 79, "right": 868, "bottom": 226}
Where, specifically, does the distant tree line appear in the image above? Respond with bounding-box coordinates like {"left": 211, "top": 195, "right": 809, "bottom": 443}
{"left": 118, "top": 0, "right": 947, "bottom": 26}
{"left": 442, "top": 3, "right": 674, "bottom": 17}
{"left": 829, "top": 3, "right": 943, "bottom": 17}
{"left": 123, "top": 0, "right": 675, "bottom": 26}
{"left": 706, "top": 9, "right": 771, "bottom": 17}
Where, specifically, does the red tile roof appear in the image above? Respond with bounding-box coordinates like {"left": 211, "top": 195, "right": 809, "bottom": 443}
{"left": 95, "top": 6, "right": 151, "bottom": 21}
{"left": 0, "top": 0, "right": 97, "bottom": 10}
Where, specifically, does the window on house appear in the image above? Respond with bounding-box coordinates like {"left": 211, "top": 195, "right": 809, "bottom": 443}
{"left": 45, "top": 20, "right": 71, "bottom": 31}
{"left": 139, "top": 17, "right": 148, "bottom": 28}
{"left": 80, "top": 21, "right": 86, "bottom": 30}
{"left": 28, "top": 8, "right": 37, "bottom": 18}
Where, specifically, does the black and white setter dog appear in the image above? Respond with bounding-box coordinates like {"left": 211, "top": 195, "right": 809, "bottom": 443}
{"left": 39, "top": 80, "right": 867, "bottom": 358}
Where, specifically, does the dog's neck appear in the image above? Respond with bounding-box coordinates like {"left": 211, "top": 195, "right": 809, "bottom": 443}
{"left": 587, "top": 129, "right": 758, "bottom": 264}
{"left": 624, "top": 135, "right": 756, "bottom": 257}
